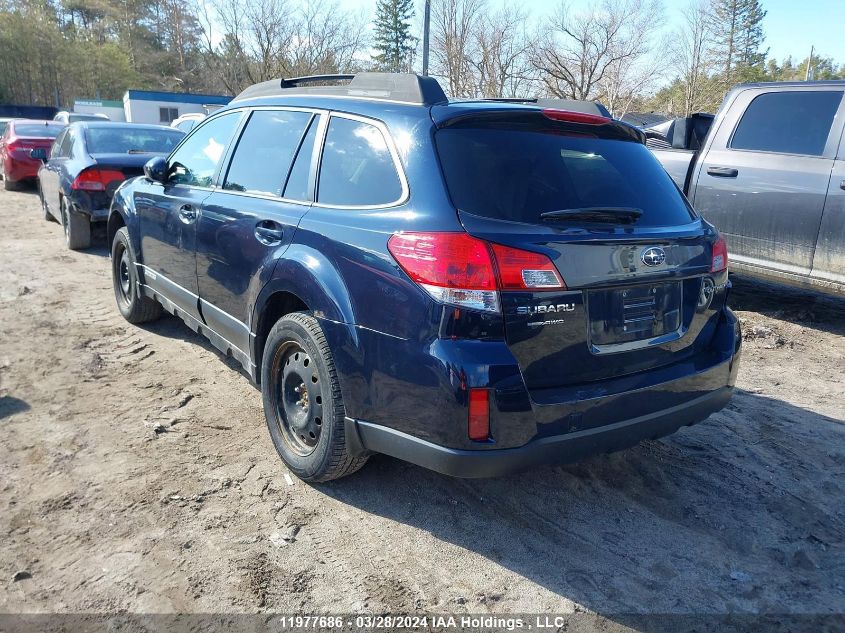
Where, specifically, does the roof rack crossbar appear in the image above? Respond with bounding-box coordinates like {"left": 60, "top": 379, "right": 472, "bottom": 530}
{"left": 279, "top": 74, "right": 355, "bottom": 88}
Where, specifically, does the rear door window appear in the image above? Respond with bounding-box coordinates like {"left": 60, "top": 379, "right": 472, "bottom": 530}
{"left": 223, "top": 109, "right": 313, "bottom": 197}
{"left": 283, "top": 116, "right": 319, "bottom": 201}
{"left": 730, "top": 91, "right": 843, "bottom": 156}
{"left": 168, "top": 111, "right": 241, "bottom": 187}
{"left": 435, "top": 128, "right": 695, "bottom": 227}
{"left": 317, "top": 116, "right": 403, "bottom": 206}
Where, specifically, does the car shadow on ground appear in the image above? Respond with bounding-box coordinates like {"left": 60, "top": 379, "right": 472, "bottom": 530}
{"left": 318, "top": 389, "right": 844, "bottom": 627}
{"left": 137, "top": 312, "right": 254, "bottom": 382}
{"left": 0, "top": 395, "right": 30, "bottom": 419}
{"left": 729, "top": 274, "right": 845, "bottom": 337}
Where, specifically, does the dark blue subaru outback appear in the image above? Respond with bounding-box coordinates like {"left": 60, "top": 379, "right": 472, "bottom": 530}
{"left": 108, "top": 73, "right": 741, "bottom": 481}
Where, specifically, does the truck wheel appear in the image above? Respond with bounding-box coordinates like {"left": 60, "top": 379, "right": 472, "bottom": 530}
{"left": 111, "top": 227, "right": 162, "bottom": 323}
{"left": 61, "top": 197, "right": 91, "bottom": 250}
{"left": 4, "top": 177, "right": 19, "bottom": 191}
{"left": 262, "top": 312, "right": 368, "bottom": 482}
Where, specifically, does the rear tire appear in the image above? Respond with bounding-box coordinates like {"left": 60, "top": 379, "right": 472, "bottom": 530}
{"left": 4, "top": 177, "right": 19, "bottom": 191}
{"left": 111, "top": 227, "right": 162, "bottom": 323}
{"left": 261, "top": 312, "right": 368, "bottom": 482}
{"left": 61, "top": 197, "right": 91, "bottom": 250}
{"left": 40, "top": 185, "right": 56, "bottom": 222}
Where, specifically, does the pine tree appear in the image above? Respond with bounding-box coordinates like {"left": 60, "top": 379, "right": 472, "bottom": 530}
{"left": 737, "top": 0, "right": 766, "bottom": 68}
{"left": 372, "top": 0, "right": 415, "bottom": 72}
{"left": 709, "top": 0, "right": 740, "bottom": 76}
{"left": 708, "top": 0, "right": 766, "bottom": 83}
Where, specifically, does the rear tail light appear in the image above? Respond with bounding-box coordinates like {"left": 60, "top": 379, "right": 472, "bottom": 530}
{"left": 490, "top": 243, "right": 565, "bottom": 290}
{"left": 542, "top": 109, "right": 611, "bottom": 126}
{"left": 72, "top": 168, "right": 125, "bottom": 192}
{"left": 387, "top": 232, "right": 566, "bottom": 313}
{"left": 711, "top": 235, "right": 728, "bottom": 272}
{"left": 387, "top": 232, "right": 499, "bottom": 312}
{"left": 467, "top": 388, "right": 490, "bottom": 441}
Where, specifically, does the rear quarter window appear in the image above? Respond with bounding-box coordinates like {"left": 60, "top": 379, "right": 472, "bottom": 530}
{"left": 317, "top": 117, "right": 403, "bottom": 207}
{"left": 435, "top": 128, "right": 695, "bottom": 227}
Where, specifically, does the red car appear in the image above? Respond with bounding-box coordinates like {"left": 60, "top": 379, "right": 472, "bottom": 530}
{"left": 0, "top": 120, "right": 64, "bottom": 190}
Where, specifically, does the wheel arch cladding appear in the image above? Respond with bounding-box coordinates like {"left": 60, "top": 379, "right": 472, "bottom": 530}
{"left": 106, "top": 210, "right": 126, "bottom": 249}
{"left": 108, "top": 189, "right": 142, "bottom": 256}
{"left": 252, "top": 246, "right": 358, "bottom": 383}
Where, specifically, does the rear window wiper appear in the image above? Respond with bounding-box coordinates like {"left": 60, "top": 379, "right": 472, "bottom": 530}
{"left": 540, "top": 207, "right": 643, "bottom": 223}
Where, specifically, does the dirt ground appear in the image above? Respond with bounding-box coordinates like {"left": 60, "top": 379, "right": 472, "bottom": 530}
{"left": 1, "top": 185, "right": 844, "bottom": 626}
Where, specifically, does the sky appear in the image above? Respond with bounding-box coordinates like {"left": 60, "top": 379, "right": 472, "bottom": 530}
{"left": 341, "top": 0, "right": 845, "bottom": 64}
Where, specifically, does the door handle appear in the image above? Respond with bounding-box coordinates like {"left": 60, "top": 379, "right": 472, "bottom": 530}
{"left": 178, "top": 204, "right": 197, "bottom": 223}
{"left": 707, "top": 166, "right": 739, "bottom": 178}
{"left": 254, "top": 221, "right": 284, "bottom": 245}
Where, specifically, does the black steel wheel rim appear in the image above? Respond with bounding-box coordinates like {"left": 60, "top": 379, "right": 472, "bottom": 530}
{"left": 272, "top": 341, "right": 323, "bottom": 456}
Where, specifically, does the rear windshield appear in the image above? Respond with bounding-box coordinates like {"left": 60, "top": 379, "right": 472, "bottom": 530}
{"left": 85, "top": 127, "right": 184, "bottom": 154}
{"left": 15, "top": 123, "right": 63, "bottom": 138}
{"left": 435, "top": 129, "right": 695, "bottom": 227}
{"left": 69, "top": 114, "right": 107, "bottom": 122}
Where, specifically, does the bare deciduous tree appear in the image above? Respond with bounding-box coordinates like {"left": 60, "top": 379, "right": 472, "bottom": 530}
{"left": 203, "top": 0, "right": 367, "bottom": 93}
{"left": 429, "top": 0, "right": 536, "bottom": 98}
{"left": 430, "top": 0, "right": 485, "bottom": 97}
{"left": 473, "top": 4, "right": 536, "bottom": 98}
{"left": 530, "top": 0, "right": 661, "bottom": 104}
{"left": 669, "top": 0, "right": 717, "bottom": 115}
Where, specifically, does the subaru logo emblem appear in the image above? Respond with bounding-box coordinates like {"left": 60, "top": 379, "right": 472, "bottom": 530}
{"left": 641, "top": 247, "right": 666, "bottom": 267}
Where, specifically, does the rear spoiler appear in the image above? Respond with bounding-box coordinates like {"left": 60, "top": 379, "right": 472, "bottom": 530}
{"left": 430, "top": 105, "right": 645, "bottom": 144}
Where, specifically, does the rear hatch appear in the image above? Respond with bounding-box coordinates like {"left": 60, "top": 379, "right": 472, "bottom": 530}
{"left": 433, "top": 106, "right": 726, "bottom": 392}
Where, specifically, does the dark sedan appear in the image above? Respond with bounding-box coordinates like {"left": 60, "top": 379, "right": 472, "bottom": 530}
{"left": 36, "top": 122, "right": 184, "bottom": 249}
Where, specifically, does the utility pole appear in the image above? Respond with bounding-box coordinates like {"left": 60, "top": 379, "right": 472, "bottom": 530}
{"left": 805, "top": 45, "right": 814, "bottom": 81}
{"left": 422, "top": 0, "right": 431, "bottom": 76}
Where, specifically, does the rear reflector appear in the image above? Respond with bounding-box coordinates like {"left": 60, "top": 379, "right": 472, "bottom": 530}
{"left": 72, "top": 168, "right": 125, "bottom": 191}
{"left": 468, "top": 389, "right": 490, "bottom": 441}
{"left": 711, "top": 235, "right": 728, "bottom": 272}
{"left": 542, "top": 109, "right": 611, "bottom": 126}
{"left": 388, "top": 232, "right": 567, "bottom": 313}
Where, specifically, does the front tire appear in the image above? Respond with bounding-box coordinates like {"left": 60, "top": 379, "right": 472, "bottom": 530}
{"left": 111, "top": 227, "right": 162, "bottom": 323}
{"left": 261, "top": 313, "right": 368, "bottom": 482}
{"left": 61, "top": 197, "right": 91, "bottom": 250}
{"left": 4, "top": 176, "right": 19, "bottom": 191}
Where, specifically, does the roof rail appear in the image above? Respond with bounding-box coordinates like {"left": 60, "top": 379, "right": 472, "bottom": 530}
{"left": 233, "top": 72, "right": 449, "bottom": 106}
{"left": 279, "top": 74, "right": 354, "bottom": 88}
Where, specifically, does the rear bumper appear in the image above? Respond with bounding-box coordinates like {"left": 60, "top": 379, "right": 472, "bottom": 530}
{"left": 347, "top": 305, "right": 741, "bottom": 478}
{"left": 351, "top": 383, "right": 734, "bottom": 478}
{"left": 67, "top": 191, "right": 110, "bottom": 221}
{"left": 4, "top": 157, "right": 39, "bottom": 181}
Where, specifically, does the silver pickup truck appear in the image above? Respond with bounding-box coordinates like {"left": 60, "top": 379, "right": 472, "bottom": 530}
{"left": 649, "top": 80, "right": 845, "bottom": 296}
